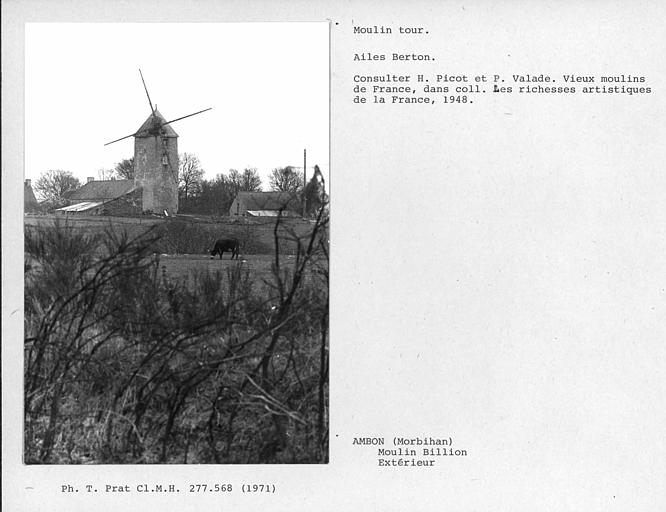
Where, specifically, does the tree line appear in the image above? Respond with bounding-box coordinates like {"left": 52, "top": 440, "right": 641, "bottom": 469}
{"left": 30, "top": 154, "right": 312, "bottom": 215}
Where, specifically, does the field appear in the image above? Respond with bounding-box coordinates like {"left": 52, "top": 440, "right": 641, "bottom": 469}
{"left": 23, "top": 211, "right": 329, "bottom": 464}
{"left": 24, "top": 213, "right": 323, "bottom": 288}
{"left": 159, "top": 253, "right": 299, "bottom": 283}
{"left": 24, "top": 213, "right": 318, "bottom": 256}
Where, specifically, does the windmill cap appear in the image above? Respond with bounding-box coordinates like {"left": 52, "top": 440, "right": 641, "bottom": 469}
{"left": 135, "top": 109, "right": 178, "bottom": 138}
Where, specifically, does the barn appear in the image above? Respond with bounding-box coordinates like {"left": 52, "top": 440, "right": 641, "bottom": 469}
{"left": 56, "top": 178, "right": 143, "bottom": 216}
{"left": 230, "top": 191, "right": 302, "bottom": 217}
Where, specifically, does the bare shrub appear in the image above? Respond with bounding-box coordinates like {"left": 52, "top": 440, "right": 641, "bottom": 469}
{"left": 24, "top": 206, "right": 329, "bottom": 464}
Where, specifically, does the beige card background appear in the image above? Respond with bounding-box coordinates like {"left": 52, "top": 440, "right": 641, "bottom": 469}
{"left": 3, "top": 1, "right": 665, "bottom": 511}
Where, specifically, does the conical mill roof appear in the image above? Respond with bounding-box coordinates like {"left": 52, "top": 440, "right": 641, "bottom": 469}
{"left": 135, "top": 109, "right": 178, "bottom": 138}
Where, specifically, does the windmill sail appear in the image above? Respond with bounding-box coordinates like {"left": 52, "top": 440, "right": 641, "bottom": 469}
{"left": 104, "top": 108, "right": 212, "bottom": 146}
{"left": 159, "top": 108, "right": 213, "bottom": 128}
{"left": 139, "top": 69, "right": 155, "bottom": 113}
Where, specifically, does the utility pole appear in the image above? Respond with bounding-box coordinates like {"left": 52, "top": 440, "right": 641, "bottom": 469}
{"left": 302, "top": 148, "right": 307, "bottom": 218}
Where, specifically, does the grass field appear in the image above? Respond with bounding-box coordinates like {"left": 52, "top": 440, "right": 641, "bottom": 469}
{"left": 25, "top": 213, "right": 321, "bottom": 257}
{"left": 158, "top": 253, "right": 294, "bottom": 282}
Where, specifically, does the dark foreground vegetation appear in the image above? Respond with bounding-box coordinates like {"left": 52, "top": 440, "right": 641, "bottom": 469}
{"left": 24, "top": 209, "right": 329, "bottom": 464}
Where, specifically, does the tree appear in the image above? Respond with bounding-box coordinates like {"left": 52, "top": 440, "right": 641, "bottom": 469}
{"left": 33, "top": 169, "right": 81, "bottom": 207}
{"left": 178, "top": 153, "right": 205, "bottom": 210}
{"left": 228, "top": 168, "right": 262, "bottom": 195}
{"left": 97, "top": 168, "right": 114, "bottom": 181}
{"left": 197, "top": 174, "right": 234, "bottom": 215}
{"left": 269, "top": 166, "right": 303, "bottom": 193}
{"left": 183, "top": 168, "right": 261, "bottom": 216}
{"left": 114, "top": 157, "right": 134, "bottom": 180}
{"left": 303, "top": 165, "right": 328, "bottom": 217}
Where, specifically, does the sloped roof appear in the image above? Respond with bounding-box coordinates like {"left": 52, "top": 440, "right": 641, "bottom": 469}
{"left": 236, "top": 191, "right": 301, "bottom": 211}
{"left": 135, "top": 109, "right": 178, "bottom": 138}
{"left": 68, "top": 180, "right": 137, "bottom": 201}
{"left": 56, "top": 201, "right": 106, "bottom": 212}
{"left": 246, "top": 209, "right": 301, "bottom": 217}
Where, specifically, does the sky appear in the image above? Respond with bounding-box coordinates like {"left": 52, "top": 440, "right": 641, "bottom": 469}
{"left": 25, "top": 23, "right": 329, "bottom": 191}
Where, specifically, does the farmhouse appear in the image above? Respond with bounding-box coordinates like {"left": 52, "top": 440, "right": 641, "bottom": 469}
{"left": 230, "top": 191, "right": 302, "bottom": 217}
{"left": 56, "top": 178, "right": 142, "bottom": 216}
{"left": 24, "top": 179, "right": 40, "bottom": 213}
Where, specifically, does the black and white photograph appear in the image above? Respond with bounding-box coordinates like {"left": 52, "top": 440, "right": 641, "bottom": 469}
{"left": 3, "top": 1, "right": 666, "bottom": 511}
{"left": 22, "top": 22, "right": 329, "bottom": 464}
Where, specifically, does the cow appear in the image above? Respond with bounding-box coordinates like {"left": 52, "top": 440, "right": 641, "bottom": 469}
{"left": 210, "top": 238, "right": 240, "bottom": 260}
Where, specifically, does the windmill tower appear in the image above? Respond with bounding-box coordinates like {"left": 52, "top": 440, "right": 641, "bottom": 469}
{"left": 105, "top": 70, "right": 211, "bottom": 215}
{"left": 133, "top": 108, "right": 179, "bottom": 214}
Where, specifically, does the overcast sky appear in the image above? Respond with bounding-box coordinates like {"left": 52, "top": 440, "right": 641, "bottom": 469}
{"left": 25, "top": 23, "right": 329, "bottom": 190}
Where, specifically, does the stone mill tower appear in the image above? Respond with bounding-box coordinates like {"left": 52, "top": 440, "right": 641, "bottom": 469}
{"left": 133, "top": 109, "right": 179, "bottom": 214}
{"left": 104, "top": 69, "right": 211, "bottom": 216}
